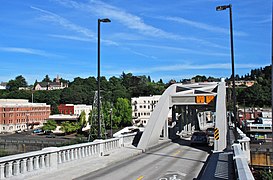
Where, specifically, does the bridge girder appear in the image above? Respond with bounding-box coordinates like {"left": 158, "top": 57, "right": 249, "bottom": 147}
{"left": 137, "top": 82, "right": 227, "bottom": 151}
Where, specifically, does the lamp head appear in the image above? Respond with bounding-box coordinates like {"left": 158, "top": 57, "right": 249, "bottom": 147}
{"left": 99, "top": 18, "right": 111, "bottom": 23}
{"left": 216, "top": 5, "right": 231, "bottom": 11}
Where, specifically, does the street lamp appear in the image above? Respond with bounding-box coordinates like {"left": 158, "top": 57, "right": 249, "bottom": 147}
{"left": 216, "top": 4, "right": 239, "bottom": 143}
{"left": 97, "top": 18, "right": 111, "bottom": 139}
{"left": 110, "top": 107, "right": 113, "bottom": 138}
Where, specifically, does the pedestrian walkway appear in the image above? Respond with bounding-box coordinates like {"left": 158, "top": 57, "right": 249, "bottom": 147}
{"left": 20, "top": 139, "right": 170, "bottom": 180}
{"left": 25, "top": 146, "right": 143, "bottom": 180}
{"left": 199, "top": 151, "right": 235, "bottom": 180}
{"left": 198, "top": 129, "right": 236, "bottom": 180}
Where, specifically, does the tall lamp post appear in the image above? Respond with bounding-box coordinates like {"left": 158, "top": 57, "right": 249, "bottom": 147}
{"left": 271, "top": 1, "right": 273, "bottom": 157}
{"left": 216, "top": 4, "right": 239, "bottom": 143}
{"left": 97, "top": 18, "right": 111, "bottom": 139}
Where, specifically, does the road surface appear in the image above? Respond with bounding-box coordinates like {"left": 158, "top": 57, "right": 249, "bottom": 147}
{"left": 76, "top": 139, "right": 212, "bottom": 180}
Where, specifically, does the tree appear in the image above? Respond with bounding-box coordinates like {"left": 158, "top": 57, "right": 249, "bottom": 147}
{"left": 78, "top": 111, "right": 87, "bottom": 133}
{"left": 7, "top": 75, "right": 28, "bottom": 91}
{"left": 113, "top": 98, "right": 132, "bottom": 127}
{"left": 60, "top": 121, "right": 79, "bottom": 134}
{"left": 42, "top": 75, "right": 52, "bottom": 82}
{"left": 42, "top": 120, "right": 57, "bottom": 131}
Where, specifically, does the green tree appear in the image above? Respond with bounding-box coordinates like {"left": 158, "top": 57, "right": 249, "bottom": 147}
{"left": 42, "top": 75, "right": 52, "bottom": 82}
{"left": 113, "top": 98, "right": 132, "bottom": 127}
{"left": 7, "top": 75, "right": 28, "bottom": 91}
{"left": 42, "top": 120, "right": 57, "bottom": 131}
{"left": 78, "top": 111, "right": 87, "bottom": 133}
{"left": 60, "top": 121, "right": 79, "bottom": 134}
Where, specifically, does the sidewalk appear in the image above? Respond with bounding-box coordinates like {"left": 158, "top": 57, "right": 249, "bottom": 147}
{"left": 198, "top": 129, "right": 236, "bottom": 180}
{"left": 25, "top": 146, "right": 143, "bottom": 180}
{"left": 199, "top": 151, "right": 235, "bottom": 180}
{"left": 21, "top": 139, "right": 170, "bottom": 180}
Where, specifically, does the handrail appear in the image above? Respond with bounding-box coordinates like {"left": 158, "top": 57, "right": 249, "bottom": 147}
{"left": 232, "top": 128, "right": 254, "bottom": 180}
{"left": 0, "top": 133, "right": 136, "bottom": 179}
{"left": 232, "top": 144, "right": 255, "bottom": 180}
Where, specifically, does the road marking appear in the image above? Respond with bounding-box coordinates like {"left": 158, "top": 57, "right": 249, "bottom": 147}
{"left": 137, "top": 175, "right": 144, "bottom": 180}
{"left": 172, "top": 150, "right": 181, "bottom": 156}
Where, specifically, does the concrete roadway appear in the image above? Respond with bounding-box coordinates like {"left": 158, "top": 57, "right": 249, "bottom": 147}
{"left": 76, "top": 140, "right": 212, "bottom": 180}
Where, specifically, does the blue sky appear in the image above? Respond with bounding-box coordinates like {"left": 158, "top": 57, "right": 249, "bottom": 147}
{"left": 0, "top": 0, "right": 271, "bottom": 84}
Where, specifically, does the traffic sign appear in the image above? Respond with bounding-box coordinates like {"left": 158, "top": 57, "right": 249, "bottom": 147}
{"left": 206, "top": 95, "right": 214, "bottom": 104}
{"left": 214, "top": 128, "right": 219, "bottom": 140}
{"left": 196, "top": 96, "right": 205, "bottom": 103}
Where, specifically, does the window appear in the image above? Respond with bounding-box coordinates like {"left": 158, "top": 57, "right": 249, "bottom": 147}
{"left": 144, "top": 105, "right": 146, "bottom": 108}
{"left": 140, "top": 105, "right": 142, "bottom": 108}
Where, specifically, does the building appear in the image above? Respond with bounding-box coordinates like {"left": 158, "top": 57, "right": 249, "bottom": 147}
{"left": 58, "top": 104, "right": 92, "bottom": 117}
{"left": 34, "top": 75, "right": 68, "bottom": 91}
{"left": 229, "top": 80, "right": 256, "bottom": 87}
{"left": 131, "top": 95, "right": 161, "bottom": 127}
{"left": 0, "top": 82, "right": 7, "bottom": 90}
{"left": 57, "top": 104, "right": 92, "bottom": 131}
{"left": 0, "top": 99, "right": 50, "bottom": 133}
{"left": 238, "top": 108, "right": 271, "bottom": 122}
{"left": 46, "top": 114, "right": 79, "bottom": 133}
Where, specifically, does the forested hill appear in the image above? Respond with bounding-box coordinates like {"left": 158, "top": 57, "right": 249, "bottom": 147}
{"left": 0, "top": 65, "right": 271, "bottom": 112}
{"left": 236, "top": 65, "right": 271, "bottom": 107}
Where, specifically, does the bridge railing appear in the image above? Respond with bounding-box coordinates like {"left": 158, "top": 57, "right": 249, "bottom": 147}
{"left": 117, "top": 132, "right": 137, "bottom": 147}
{"left": 0, "top": 133, "right": 136, "bottom": 179}
{"left": 236, "top": 127, "right": 251, "bottom": 163}
{"left": 232, "top": 128, "right": 254, "bottom": 180}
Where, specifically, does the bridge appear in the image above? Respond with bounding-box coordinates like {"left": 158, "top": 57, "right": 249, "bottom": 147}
{"left": 0, "top": 81, "right": 255, "bottom": 180}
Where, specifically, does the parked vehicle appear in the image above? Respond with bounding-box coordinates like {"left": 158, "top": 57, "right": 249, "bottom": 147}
{"left": 33, "top": 129, "right": 43, "bottom": 134}
{"left": 15, "top": 129, "right": 22, "bottom": 133}
{"left": 206, "top": 128, "right": 214, "bottom": 145}
{"left": 206, "top": 128, "right": 214, "bottom": 137}
{"left": 46, "top": 133, "right": 56, "bottom": 138}
{"left": 190, "top": 131, "right": 208, "bottom": 146}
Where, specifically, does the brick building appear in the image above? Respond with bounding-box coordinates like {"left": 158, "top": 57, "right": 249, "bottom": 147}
{"left": 58, "top": 104, "right": 92, "bottom": 116}
{"left": 0, "top": 99, "right": 50, "bottom": 132}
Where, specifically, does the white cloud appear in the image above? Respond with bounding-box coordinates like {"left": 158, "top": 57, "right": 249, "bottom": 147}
{"left": 128, "top": 43, "right": 229, "bottom": 56}
{"left": 128, "top": 63, "right": 268, "bottom": 74}
{"left": 49, "top": 34, "right": 92, "bottom": 42}
{"left": 157, "top": 16, "right": 247, "bottom": 36}
{"left": 31, "top": 6, "right": 95, "bottom": 39}
{"left": 0, "top": 47, "right": 55, "bottom": 57}
{"left": 54, "top": 0, "right": 226, "bottom": 49}
{"left": 32, "top": 6, "right": 119, "bottom": 46}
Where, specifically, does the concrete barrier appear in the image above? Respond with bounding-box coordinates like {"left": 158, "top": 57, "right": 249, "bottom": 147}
{"left": 232, "top": 144, "right": 255, "bottom": 180}
{"left": 0, "top": 134, "right": 136, "bottom": 179}
{"left": 233, "top": 128, "right": 254, "bottom": 180}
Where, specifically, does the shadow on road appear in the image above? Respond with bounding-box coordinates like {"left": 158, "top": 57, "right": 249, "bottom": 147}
{"left": 172, "top": 138, "right": 213, "bottom": 154}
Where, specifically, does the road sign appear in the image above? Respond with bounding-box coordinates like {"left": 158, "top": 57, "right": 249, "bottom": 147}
{"left": 196, "top": 96, "right": 205, "bottom": 103}
{"left": 206, "top": 95, "right": 215, "bottom": 104}
{"left": 214, "top": 128, "right": 219, "bottom": 140}
{"left": 196, "top": 95, "right": 215, "bottom": 104}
